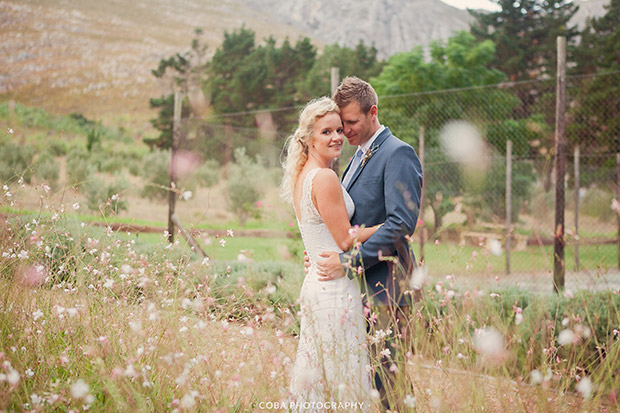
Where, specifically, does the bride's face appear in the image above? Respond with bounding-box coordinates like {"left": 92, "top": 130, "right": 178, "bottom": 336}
{"left": 308, "top": 112, "right": 344, "bottom": 164}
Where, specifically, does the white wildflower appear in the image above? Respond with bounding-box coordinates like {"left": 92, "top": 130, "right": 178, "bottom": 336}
{"left": 71, "top": 379, "right": 90, "bottom": 399}
{"left": 473, "top": 326, "right": 505, "bottom": 358}
{"left": 530, "top": 370, "right": 542, "bottom": 385}
{"left": 404, "top": 394, "right": 416, "bottom": 408}
{"left": 181, "top": 191, "right": 192, "bottom": 201}
{"left": 558, "top": 329, "right": 576, "bottom": 346}
{"left": 488, "top": 239, "right": 503, "bottom": 256}
{"left": 576, "top": 376, "right": 592, "bottom": 399}
{"left": 409, "top": 267, "right": 427, "bottom": 290}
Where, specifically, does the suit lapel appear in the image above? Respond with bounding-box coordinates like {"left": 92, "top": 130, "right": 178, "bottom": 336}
{"left": 345, "top": 127, "right": 392, "bottom": 191}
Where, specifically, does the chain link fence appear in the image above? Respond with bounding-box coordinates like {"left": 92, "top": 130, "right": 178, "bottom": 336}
{"left": 172, "top": 72, "right": 620, "bottom": 291}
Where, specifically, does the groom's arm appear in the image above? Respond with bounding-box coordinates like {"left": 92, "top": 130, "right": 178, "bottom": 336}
{"left": 339, "top": 145, "right": 423, "bottom": 278}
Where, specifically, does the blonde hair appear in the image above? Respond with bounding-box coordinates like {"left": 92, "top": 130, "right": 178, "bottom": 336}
{"left": 280, "top": 97, "right": 340, "bottom": 203}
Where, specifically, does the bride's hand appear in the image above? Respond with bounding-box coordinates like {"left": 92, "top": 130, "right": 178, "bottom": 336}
{"left": 316, "top": 251, "right": 345, "bottom": 281}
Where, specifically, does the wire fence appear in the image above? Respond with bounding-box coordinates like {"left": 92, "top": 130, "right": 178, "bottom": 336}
{"left": 173, "top": 71, "right": 620, "bottom": 292}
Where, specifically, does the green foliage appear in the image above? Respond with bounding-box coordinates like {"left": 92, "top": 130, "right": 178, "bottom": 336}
{"left": 474, "top": 158, "right": 536, "bottom": 221}
{"left": 146, "top": 94, "right": 191, "bottom": 150}
{"left": 86, "top": 177, "right": 129, "bottom": 216}
{"left": 570, "top": 0, "right": 620, "bottom": 160}
{"left": 66, "top": 148, "right": 96, "bottom": 188}
{"left": 372, "top": 31, "right": 513, "bottom": 147}
{"left": 298, "top": 41, "right": 384, "bottom": 99}
{"left": 148, "top": 28, "right": 208, "bottom": 150}
{"left": 33, "top": 151, "right": 60, "bottom": 189}
{"left": 0, "top": 141, "right": 35, "bottom": 184}
{"left": 581, "top": 186, "right": 615, "bottom": 222}
{"left": 372, "top": 31, "right": 530, "bottom": 227}
{"left": 206, "top": 27, "right": 316, "bottom": 130}
{"left": 424, "top": 148, "right": 462, "bottom": 232}
{"left": 469, "top": 0, "right": 579, "bottom": 118}
{"left": 469, "top": 0, "right": 579, "bottom": 82}
{"left": 193, "top": 159, "right": 220, "bottom": 188}
{"left": 226, "top": 147, "right": 266, "bottom": 225}
{"left": 47, "top": 139, "right": 68, "bottom": 156}
{"left": 86, "top": 128, "right": 102, "bottom": 152}
{"left": 99, "top": 152, "right": 126, "bottom": 174}
{"left": 69, "top": 112, "right": 97, "bottom": 129}
{"left": 0, "top": 103, "right": 122, "bottom": 142}
{"left": 140, "top": 150, "right": 170, "bottom": 200}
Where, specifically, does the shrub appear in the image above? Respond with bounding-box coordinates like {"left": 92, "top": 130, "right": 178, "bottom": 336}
{"left": 86, "top": 177, "right": 129, "bottom": 215}
{"left": 0, "top": 141, "right": 35, "bottom": 184}
{"left": 66, "top": 148, "right": 96, "bottom": 188}
{"left": 86, "top": 128, "right": 102, "bottom": 152}
{"left": 471, "top": 158, "right": 536, "bottom": 221}
{"left": 140, "top": 150, "right": 170, "bottom": 200}
{"left": 128, "top": 160, "right": 141, "bottom": 176}
{"left": 34, "top": 152, "right": 60, "bottom": 188}
{"left": 581, "top": 186, "right": 614, "bottom": 222}
{"left": 47, "top": 140, "right": 68, "bottom": 156}
{"left": 193, "top": 159, "right": 220, "bottom": 188}
{"left": 226, "top": 148, "right": 266, "bottom": 225}
{"left": 100, "top": 153, "right": 126, "bottom": 174}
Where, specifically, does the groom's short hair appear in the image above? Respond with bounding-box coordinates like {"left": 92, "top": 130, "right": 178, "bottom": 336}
{"left": 333, "top": 76, "right": 378, "bottom": 114}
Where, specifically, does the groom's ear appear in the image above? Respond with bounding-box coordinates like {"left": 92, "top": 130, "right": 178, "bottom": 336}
{"left": 369, "top": 105, "right": 378, "bottom": 118}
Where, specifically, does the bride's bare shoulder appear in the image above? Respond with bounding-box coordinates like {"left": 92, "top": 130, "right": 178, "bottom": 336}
{"left": 312, "top": 168, "right": 340, "bottom": 190}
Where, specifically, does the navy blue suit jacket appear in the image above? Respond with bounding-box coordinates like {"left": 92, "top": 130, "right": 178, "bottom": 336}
{"left": 339, "top": 127, "right": 423, "bottom": 306}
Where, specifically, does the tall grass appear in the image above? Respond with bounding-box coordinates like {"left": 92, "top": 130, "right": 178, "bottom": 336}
{"left": 1, "top": 183, "right": 619, "bottom": 411}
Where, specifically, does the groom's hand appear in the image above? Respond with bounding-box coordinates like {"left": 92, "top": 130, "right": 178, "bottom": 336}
{"left": 303, "top": 250, "right": 310, "bottom": 274}
{"left": 316, "top": 251, "right": 345, "bottom": 281}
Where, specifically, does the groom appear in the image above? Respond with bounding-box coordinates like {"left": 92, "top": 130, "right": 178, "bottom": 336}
{"left": 316, "top": 76, "right": 423, "bottom": 406}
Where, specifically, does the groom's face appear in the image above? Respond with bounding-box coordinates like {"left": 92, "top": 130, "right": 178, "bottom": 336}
{"left": 340, "top": 101, "right": 376, "bottom": 147}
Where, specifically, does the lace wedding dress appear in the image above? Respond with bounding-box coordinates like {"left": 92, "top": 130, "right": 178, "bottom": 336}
{"left": 289, "top": 168, "right": 371, "bottom": 408}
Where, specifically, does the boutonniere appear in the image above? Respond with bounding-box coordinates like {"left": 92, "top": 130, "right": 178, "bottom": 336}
{"left": 361, "top": 144, "right": 379, "bottom": 167}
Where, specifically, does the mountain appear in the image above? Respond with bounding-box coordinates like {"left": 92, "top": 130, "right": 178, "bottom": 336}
{"left": 0, "top": 0, "right": 310, "bottom": 124}
{"left": 242, "top": 0, "right": 473, "bottom": 58}
{"left": 0, "top": 0, "right": 610, "bottom": 125}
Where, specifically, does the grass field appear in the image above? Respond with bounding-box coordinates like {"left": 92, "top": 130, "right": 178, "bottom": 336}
{"left": 124, "top": 229, "right": 620, "bottom": 280}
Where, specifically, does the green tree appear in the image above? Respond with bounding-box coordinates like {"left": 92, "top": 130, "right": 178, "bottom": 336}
{"left": 205, "top": 27, "right": 316, "bottom": 141}
{"left": 469, "top": 0, "right": 579, "bottom": 117}
{"left": 372, "top": 31, "right": 539, "bottom": 227}
{"left": 298, "top": 41, "right": 384, "bottom": 99}
{"left": 147, "top": 28, "right": 205, "bottom": 149}
{"left": 568, "top": 0, "right": 620, "bottom": 186}
{"left": 571, "top": 0, "right": 620, "bottom": 153}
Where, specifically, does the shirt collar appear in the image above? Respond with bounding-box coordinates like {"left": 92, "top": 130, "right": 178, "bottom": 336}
{"left": 358, "top": 125, "right": 385, "bottom": 154}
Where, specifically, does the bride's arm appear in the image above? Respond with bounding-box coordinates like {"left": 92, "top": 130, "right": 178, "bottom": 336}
{"left": 312, "top": 168, "right": 381, "bottom": 252}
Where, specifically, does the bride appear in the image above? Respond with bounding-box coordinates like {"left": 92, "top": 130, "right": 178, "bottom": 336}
{"left": 281, "top": 97, "right": 380, "bottom": 408}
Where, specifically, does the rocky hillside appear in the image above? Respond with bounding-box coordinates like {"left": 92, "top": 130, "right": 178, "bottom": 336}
{"left": 0, "top": 0, "right": 609, "bottom": 125}
{"left": 243, "top": 0, "right": 473, "bottom": 58}
{"left": 0, "top": 0, "right": 309, "bottom": 124}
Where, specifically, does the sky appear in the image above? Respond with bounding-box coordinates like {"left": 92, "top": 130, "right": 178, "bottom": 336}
{"left": 440, "top": 0, "right": 501, "bottom": 11}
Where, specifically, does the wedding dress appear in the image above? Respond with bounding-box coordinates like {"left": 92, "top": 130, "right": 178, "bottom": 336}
{"left": 289, "top": 168, "right": 371, "bottom": 409}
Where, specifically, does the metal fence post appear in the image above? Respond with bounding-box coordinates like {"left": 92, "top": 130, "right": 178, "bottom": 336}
{"left": 574, "top": 145, "right": 580, "bottom": 271}
{"left": 506, "top": 139, "right": 512, "bottom": 275}
{"left": 168, "top": 90, "right": 182, "bottom": 244}
{"left": 554, "top": 36, "right": 567, "bottom": 292}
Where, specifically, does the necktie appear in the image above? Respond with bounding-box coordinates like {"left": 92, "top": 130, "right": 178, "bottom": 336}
{"left": 342, "top": 148, "right": 363, "bottom": 187}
